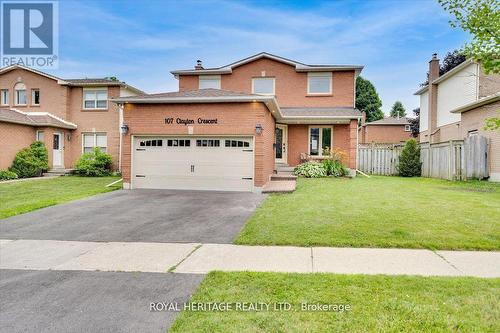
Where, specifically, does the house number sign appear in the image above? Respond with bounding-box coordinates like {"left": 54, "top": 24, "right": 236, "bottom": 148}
{"left": 164, "top": 118, "right": 218, "bottom": 125}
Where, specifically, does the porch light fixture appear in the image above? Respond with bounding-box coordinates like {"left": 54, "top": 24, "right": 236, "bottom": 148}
{"left": 120, "top": 124, "right": 129, "bottom": 134}
{"left": 255, "top": 123, "right": 263, "bottom": 135}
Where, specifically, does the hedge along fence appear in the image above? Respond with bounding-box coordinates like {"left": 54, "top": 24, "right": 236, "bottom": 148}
{"left": 358, "top": 135, "right": 489, "bottom": 180}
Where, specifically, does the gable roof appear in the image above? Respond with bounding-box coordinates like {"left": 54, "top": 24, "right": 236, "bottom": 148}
{"left": 364, "top": 117, "right": 410, "bottom": 126}
{"left": 414, "top": 59, "right": 476, "bottom": 96}
{"left": 170, "top": 52, "right": 364, "bottom": 76}
{"left": 0, "top": 65, "right": 144, "bottom": 94}
{"left": 0, "top": 108, "right": 77, "bottom": 129}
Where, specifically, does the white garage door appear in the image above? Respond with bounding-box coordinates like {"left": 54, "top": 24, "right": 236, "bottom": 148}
{"left": 132, "top": 137, "right": 254, "bottom": 191}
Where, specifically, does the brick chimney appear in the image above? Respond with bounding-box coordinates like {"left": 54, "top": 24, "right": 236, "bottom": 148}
{"left": 195, "top": 60, "right": 204, "bottom": 70}
{"left": 428, "top": 53, "right": 439, "bottom": 140}
{"left": 361, "top": 111, "right": 366, "bottom": 125}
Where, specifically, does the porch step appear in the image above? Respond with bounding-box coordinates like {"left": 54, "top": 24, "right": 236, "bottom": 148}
{"left": 262, "top": 180, "right": 296, "bottom": 193}
{"left": 276, "top": 165, "right": 295, "bottom": 173}
{"left": 43, "top": 168, "right": 75, "bottom": 176}
{"left": 271, "top": 174, "right": 297, "bottom": 181}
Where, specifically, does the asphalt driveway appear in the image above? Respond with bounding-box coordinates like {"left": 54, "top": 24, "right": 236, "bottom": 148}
{"left": 0, "top": 269, "right": 204, "bottom": 333}
{"left": 0, "top": 189, "right": 265, "bottom": 243}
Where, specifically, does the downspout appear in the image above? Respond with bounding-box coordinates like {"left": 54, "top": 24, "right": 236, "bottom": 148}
{"left": 118, "top": 103, "right": 124, "bottom": 172}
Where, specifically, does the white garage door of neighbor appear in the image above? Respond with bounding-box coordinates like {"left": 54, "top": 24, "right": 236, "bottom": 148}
{"left": 132, "top": 137, "right": 254, "bottom": 191}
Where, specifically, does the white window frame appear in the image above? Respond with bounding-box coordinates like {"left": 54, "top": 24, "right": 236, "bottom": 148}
{"left": 404, "top": 124, "right": 411, "bottom": 132}
{"left": 83, "top": 88, "right": 108, "bottom": 110}
{"left": 308, "top": 125, "right": 333, "bottom": 157}
{"left": 199, "top": 75, "right": 221, "bottom": 89}
{"left": 14, "top": 83, "right": 27, "bottom": 105}
{"left": 36, "top": 130, "right": 45, "bottom": 142}
{"left": 31, "top": 89, "right": 40, "bottom": 106}
{"left": 307, "top": 72, "right": 332, "bottom": 95}
{"left": 0, "top": 89, "right": 8, "bottom": 105}
{"left": 82, "top": 133, "right": 107, "bottom": 153}
{"left": 251, "top": 77, "right": 275, "bottom": 95}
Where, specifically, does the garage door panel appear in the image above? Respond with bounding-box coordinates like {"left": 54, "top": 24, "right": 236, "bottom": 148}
{"left": 132, "top": 137, "right": 254, "bottom": 192}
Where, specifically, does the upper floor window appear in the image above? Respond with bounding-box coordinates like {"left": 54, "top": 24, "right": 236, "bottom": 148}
{"left": 83, "top": 88, "right": 108, "bottom": 109}
{"left": 31, "top": 89, "right": 40, "bottom": 106}
{"left": 307, "top": 72, "right": 332, "bottom": 94}
{"left": 14, "top": 83, "right": 27, "bottom": 105}
{"left": 199, "top": 75, "right": 221, "bottom": 89}
{"left": 252, "top": 77, "right": 275, "bottom": 95}
{"left": 0, "top": 89, "right": 8, "bottom": 105}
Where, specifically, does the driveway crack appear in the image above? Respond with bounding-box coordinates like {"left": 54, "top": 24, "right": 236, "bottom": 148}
{"left": 310, "top": 247, "right": 314, "bottom": 273}
{"left": 432, "top": 250, "right": 463, "bottom": 274}
{"left": 168, "top": 244, "right": 202, "bottom": 273}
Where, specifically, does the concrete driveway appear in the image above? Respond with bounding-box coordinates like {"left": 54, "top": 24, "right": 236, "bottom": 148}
{"left": 0, "top": 269, "right": 204, "bottom": 333}
{"left": 0, "top": 189, "right": 265, "bottom": 243}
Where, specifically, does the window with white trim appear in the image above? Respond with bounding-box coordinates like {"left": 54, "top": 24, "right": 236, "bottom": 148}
{"left": 36, "top": 130, "right": 45, "bottom": 142}
{"left": 14, "top": 83, "right": 27, "bottom": 105}
{"left": 83, "top": 133, "right": 107, "bottom": 153}
{"left": 32, "top": 89, "right": 40, "bottom": 105}
{"left": 199, "top": 75, "right": 221, "bottom": 89}
{"left": 404, "top": 124, "right": 411, "bottom": 132}
{"left": 307, "top": 72, "right": 332, "bottom": 94}
{"left": 252, "top": 78, "right": 275, "bottom": 95}
{"left": 309, "top": 126, "right": 332, "bottom": 156}
{"left": 83, "top": 88, "right": 108, "bottom": 109}
{"left": 0, "top": 89, "right": 8, "bottom": 105}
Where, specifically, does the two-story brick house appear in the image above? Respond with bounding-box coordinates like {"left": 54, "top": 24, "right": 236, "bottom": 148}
{"left": 114, "top": 53, "right": 363, "bottom": 192}
{"left": 0, "top": 65, "right": 142, "bottom": 171}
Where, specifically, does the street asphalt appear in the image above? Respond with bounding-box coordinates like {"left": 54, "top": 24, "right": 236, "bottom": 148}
{"left": 0, "top": 269, "right": 204, "bottom": 333}
{"left": 0, "top": 189, "right": 265, "bottom": 243}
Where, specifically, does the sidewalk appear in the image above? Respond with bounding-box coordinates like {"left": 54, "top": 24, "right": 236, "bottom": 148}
{"left": 1, "top": 239, "right": 499, "bottom": 278}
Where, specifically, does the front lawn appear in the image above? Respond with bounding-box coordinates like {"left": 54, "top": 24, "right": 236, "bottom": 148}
{"left": 236, "top": 176, "right": 500, "bottom": 250}
{"left": 170, "top": 272, "right": 500, "bottom": 332}
{"left": 0, "top": 176, "right": 121, "bottom": 219}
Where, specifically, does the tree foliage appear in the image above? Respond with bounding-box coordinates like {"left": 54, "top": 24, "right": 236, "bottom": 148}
{"left": 397, "top": 139, "right": 422, "bottom": 177}
{"left": 355, "top": 76, "right": 384, "bottom": 122}
{"left": 75, "top": 147, "right": 113, "bottom": 177}
{"left": 390, "top": 101, "right": 406, "bottom": 118}
{"left": 484, "top": 115, "right": 500, "bottom": 131}
{"left": 439, "top": 0, "right": 499, "bottom": 74}
{"left": 408, "top": 108, "right": 420, "bottom": 138}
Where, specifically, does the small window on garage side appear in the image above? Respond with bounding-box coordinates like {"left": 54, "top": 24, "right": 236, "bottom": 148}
{"left": 196, "top": 139, "right": 220, "bottom": 147}
{"left": 225, "top": 140, "right": 250, "bottom": 148}
{"left": 404, "top": 125, "right": 411, "bottom": 132}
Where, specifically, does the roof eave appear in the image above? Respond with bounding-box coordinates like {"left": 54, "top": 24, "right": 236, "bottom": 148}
{"left": 450, "top": 93, "right": 500, "bottom": 113}
{"left": 111, "top": 95, "right": 275, "bottom": 104}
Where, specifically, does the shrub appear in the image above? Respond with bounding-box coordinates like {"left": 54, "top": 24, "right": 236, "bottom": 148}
{"left": 397, "top": 139, "right": 421, "bottom": 177}
{"left": 323, "top": 159, "right": 348, "bottom": 177}
{"left": 0, "top": 170, "right": 18, "bottom": 181}
{"left": 75, "top": 147, "right": 113, "bottom": 176}
{"left": 293, "top": 161, "right": 327, "bottom": 178}
{"left": 9, "top": 141, "right": 49, "bottom": 178}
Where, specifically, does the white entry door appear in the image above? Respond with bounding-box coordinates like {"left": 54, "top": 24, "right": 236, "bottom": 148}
{"left": 132, "top": 137, "right": 254, "bottom": 191}
{"left": 275, "top": 124, "right": 287, "bottom": 164}
{"left": 53, "top": 133, "right": 63, "bottom": 168}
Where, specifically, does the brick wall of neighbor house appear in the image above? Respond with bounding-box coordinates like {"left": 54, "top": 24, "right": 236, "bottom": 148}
{"left": 121, "top": 102, "right": 275, "bottom": 187}
{"left": 0, "top": 68, "right": 70, "bottom": 119}
{"left": 178, "top": 58, "right": 355, "bottom": 108}
{"left": 478, "top": 67, "right": 500, "bottom": 98}
{"left": 460, "top": 101, "right": 500, "bottom": 180}
{"left": 66, "top": 86, "right": 121, "bottom": 169}
{"left": 286, "top": 122, "right": 356, "bottom": 168}
{"left": 0, "top": 122, "right": 36, "bottom": 169}
{"left": 361, "top": 125, "right": 413, "bottom": 143}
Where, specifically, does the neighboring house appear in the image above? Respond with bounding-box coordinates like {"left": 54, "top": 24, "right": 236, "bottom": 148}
{"left": 0, "top": 65, "right": 142, "bottom": 170}
{"left": 113, "top": 52, "right": 363, "bottom": 192}
{"left": 414, "top": 54, "right": 500, "bottom": 181}
{"left": 358, "top": 114, "right": 413, "bottom": 144}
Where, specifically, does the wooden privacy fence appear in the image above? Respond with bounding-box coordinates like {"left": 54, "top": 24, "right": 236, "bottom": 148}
{"left": 358, "top": 135, "right": 489, "bottom": 180}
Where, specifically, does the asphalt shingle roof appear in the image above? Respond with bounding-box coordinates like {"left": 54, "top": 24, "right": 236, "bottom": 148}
{"left": 0, "top": 109, "right": 77, "bottom": 129}
{"left": 364, "top": 117, "right": 410, "bottom": 125}
{"left": 124, "top": 88, "right": 259, "bottom": 99}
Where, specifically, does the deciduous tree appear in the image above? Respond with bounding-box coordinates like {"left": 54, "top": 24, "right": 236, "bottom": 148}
{"left": 355, "top": 76, "right": 384, "bottom": 122}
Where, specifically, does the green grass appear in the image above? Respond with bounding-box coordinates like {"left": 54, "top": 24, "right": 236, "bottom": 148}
{"left": 236, "top": 176, "right": 500, "bottom": 250}
{"left": 0, "top": 176, "right": 121, "bottom": 219}
{"left": 170, "top": 272, "right": 500, "bottom": 333}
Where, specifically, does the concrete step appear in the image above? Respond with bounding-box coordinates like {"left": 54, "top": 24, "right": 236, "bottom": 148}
{"left": 262, "top": 180, "right": 296, "bottom": 193}
{"left": 276, "top": 166, "right": 295, "bottom": 173}
{"left": 43, "top": 168, "right": 75, "bottom": 176}
{"left": 271, "top": 174, "right": 297, "bottom": 181}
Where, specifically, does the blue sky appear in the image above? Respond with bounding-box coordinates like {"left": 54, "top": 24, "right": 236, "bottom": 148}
{"left": 53, "top": 0, "right": 468, "bottom": 115}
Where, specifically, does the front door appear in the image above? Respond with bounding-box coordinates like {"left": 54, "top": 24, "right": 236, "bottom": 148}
{"left": 275, "top": 124, "right": 288, "bottom": 164}
{"left": 53, "top": 133, "right": 63, "bottom": 168}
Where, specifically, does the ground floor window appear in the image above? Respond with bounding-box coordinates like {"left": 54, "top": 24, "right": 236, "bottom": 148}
{"left": 83, "top": 133, "right": 107, "bottom": 153}
{"left": 309, "top": 126, "right": 332, "bottom": 156}
{"left": 36, "top": 130, "right": 44, "bottom": 142}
